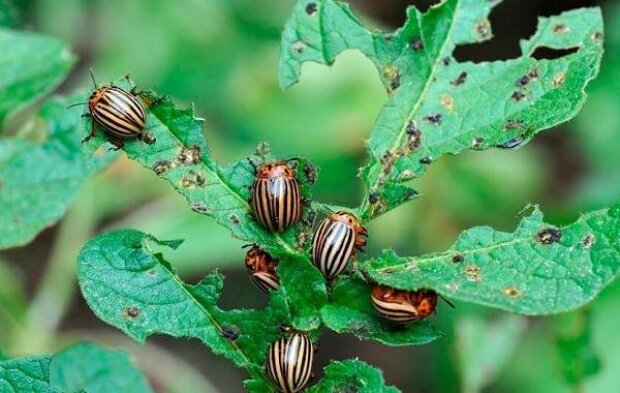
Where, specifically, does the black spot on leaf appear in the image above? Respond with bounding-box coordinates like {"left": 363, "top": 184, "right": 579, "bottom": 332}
{"left": 536, "top": 228, "right": 562, "bottom": 245}
{"left": 452, "top": 254, "right": 464, "bottom": 263}
{"left": 409, "top": 37, "right": 424, "bottom": 51}
{"left": 451, "top": 72, "right": 468, "bottom": 86}
{"left": 305, "top": 2, "right": 317, "bottom": 15}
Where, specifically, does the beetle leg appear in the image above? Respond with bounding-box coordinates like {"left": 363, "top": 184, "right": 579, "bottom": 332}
{"left": 108, "top": 138, "right": 125, "bottom": 151}
{"left": 82, "top": 119, "right": 97, "bottom": 143}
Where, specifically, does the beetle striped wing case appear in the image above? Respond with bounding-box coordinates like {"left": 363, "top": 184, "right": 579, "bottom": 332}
{"left": 251, "top": 162, "right": 302, "bottom": 233}
{"left": 311, "top": 212, "right": 367, "bottom": 280}
{"left": 89, "top": 86, "right": 146, "bottom": 140}
{"left": 267, "top": 332, "right": 314, "bottom": 393}
{"left": 371, "top": 285, "right": 438, "bottom": 325}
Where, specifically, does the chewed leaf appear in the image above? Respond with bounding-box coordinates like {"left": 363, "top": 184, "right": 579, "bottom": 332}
{"left": 0, "top": 96, "right": 115, "bottom": 250}
{"left": 308, "top": 359, "right": 400, "bottom": 393}
{"left": 361, "top": 206, "right": 620, "bottom": 315}
{"left": 0, "top": 29, "right": 75, "bottom": 127}
{"left": 279, "top": 0, "right": 604, "bottom": 220}
{"left": 321, "top": 278, "right": 440, "bottom": 346}
{"left": 77, "top": 229, "right": 291, "bottom": 387}
{"left": 81, "top": 77, "right": 327, "bottom": 329}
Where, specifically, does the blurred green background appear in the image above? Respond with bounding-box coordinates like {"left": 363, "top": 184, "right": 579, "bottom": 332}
{"left": 1, "top": 0, "right": 619, "bottom": 392}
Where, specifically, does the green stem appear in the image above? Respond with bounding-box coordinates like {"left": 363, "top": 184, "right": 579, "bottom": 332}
{"left": 10, "top": 183, "right": 97, "bottom": 354}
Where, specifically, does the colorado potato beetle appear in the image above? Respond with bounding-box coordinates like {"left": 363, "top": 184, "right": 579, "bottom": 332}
{"left": 371, "top": 285, "right": 438, "bottom": 325}
{"left": 82, "top": 71, "right": 155, "bottom": 150}
{"left": 267, "top": 332, "right": 314, "bottom": 393}
{"left": 244, "top": 245, "right": 280, "bottom": 293}
{"left": 311, "top": 211, "right": 367, "bottom": 280}
{"left": 250, "top": 161, "right": 302, "bottom": 232}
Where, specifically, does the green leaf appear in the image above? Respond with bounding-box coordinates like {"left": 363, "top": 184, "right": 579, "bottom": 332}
{"left": 82, "top": 79, "right": 327, "bottom": 329}
{"left": 77, "top": 229, "right": 291, "bottom": 388}
{"left": 0, "top": 29, "right": 74, "bottom": 127}
{"left": 307, "top": 359, "right": 400, "bottom": 393}
{"left": 0, "top": 355, "right": 57, "bottom": 393}
{"left": 49, "top": 342, "right": 153, "bottom": 393}
{"left": 0, "top": 96, "right": 114, "bottom": 250}
{"left": 320, "top": 277, "right": 440, "bottom": 346}
{"left": 455, "top": 314, "right": 526, "bottom": 393}
{"left": 279, "top": 0, "right": 604, "bottom": 219}
{"left": 362, "top": 206, "right": 620, "bottom": 315}
{"left": 553, "top": 310, "right": 601, "bottom": 387}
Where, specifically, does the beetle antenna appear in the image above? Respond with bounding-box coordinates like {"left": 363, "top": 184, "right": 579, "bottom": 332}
{"left": 241, "top": 243, "right": 255, "bottom": 249}
{"left": 89, "top": 68, "right": 98, "bottom": 88}
{"left": 438, "top": 294, "right": 455, "bottom": 309}
{"left": 66, "top": 102, "right": 86, "bottom": 109}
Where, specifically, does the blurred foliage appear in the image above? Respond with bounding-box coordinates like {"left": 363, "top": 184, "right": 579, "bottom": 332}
{"left": 0, "top": 0, "right": 619, "bottom": 392}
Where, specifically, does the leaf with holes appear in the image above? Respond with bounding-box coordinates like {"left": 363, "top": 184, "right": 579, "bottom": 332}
{"left": 362, "top": 206, "right": 620, "bottom": 315}
{"left": 49, "top": 342, "right": 153, "bottom": 393}
{"left": 77, "top": 229, "right": 294, "bottom": 388}
{"left": 82, "top": 79, "right": 327, "bottom": 330}
{"left": 279, "top": 0, "right": 604, "bottom": 220}
{"left": 0, "top": 96, "right": 115, "bottom": 250}
{"left": 308, "top": 360, "right": 400, "bottom": 393}
{"left": 320, "top": 277, "right": 440, "bottom": 346}
{"left": 0, "top": 29, "right": 75, "bottom": 127}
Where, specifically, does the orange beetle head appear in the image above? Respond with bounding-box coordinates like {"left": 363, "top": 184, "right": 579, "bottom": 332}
{"left": 406, "top": 289, "right": 438, "bottom": 319}
{"left": 256, "top": 161, "right": 296, "bottom": 178}
{"left": 244, "top": 245, "right": 278, "bottom": 273}
{"left": 330, "top": 211, "right": 368, "bottom": 249}
{"left": 88, "top": 87, "right": 109, "bottom": 112}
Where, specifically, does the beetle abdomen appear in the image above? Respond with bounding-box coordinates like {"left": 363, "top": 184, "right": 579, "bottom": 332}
{"left": 91, "top": 86, "right": 146, "bottom": 139}
{"left": 267, "top": 332, "right": 314, "bottom": 393}
{"left": 312, "top": 218, "right": 355, "bottom": 279}
{"left": 251, "top": 177, "right": 301, "bottom": 232}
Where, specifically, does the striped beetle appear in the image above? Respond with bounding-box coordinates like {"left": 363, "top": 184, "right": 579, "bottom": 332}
{"left": 250, "top": 161, "right": 302, "bottom": 232}
{"left": 371, "top": 285, "right": 438, "bottom": 325}
{"left": 267, "top": 332, "right": 314, "bottom": 393}
{"left": 80, "top": 71, "right": 156, "bottom": 150}
{"left": 311, "top": 211, "right": 367, "bottom": 280}
{"left": 244, "top": 245, "right": 280, "bottom": 293}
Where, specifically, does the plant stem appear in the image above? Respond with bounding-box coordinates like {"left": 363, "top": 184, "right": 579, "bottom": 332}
{"left": 10, "top": 183, "right": 96, "bottom": 355}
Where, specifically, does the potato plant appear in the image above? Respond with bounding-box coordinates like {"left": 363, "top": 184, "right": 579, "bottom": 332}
{"left": 0, "top": 0, "right": 618, "bottom": 392}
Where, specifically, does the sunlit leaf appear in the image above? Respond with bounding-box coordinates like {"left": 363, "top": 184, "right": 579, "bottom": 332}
{"left": 279, "top": 0, "right": 604, "bottom": 219}
{"left": 308, "top": 359, "right": 400, "bottom": 393}
{"left": 362, "top": 206, "right": 620, "bottom": 314}
{"left": 0, "top": 96, "right": 114, "bottom": 250}
{"left": 0, "top": 29, "right": 74, "bottom": 127}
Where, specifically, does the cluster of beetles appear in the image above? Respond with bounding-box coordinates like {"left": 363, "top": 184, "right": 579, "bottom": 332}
{"left": 84, "top": 76, "right": 443, "bottom": 393}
